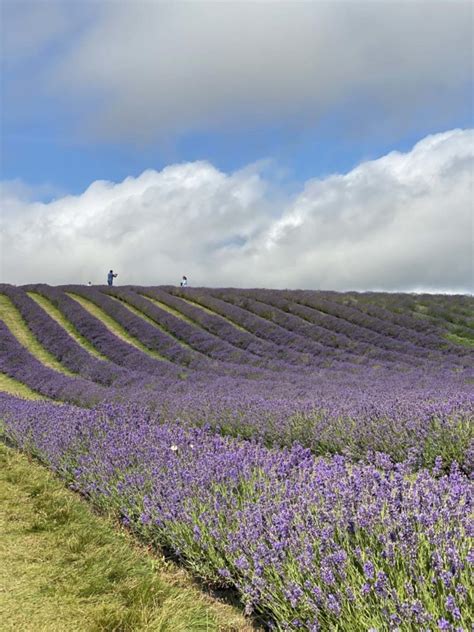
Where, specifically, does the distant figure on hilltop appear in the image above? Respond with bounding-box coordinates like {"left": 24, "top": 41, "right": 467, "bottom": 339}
{"left": 107, "top": 270, "right": 118, "bottom": 286}
{"left": 180, "top": 275, "right": 188, "bottom": 288}
{"left": 87, "top": 281, "right": 92, "bottom": 287}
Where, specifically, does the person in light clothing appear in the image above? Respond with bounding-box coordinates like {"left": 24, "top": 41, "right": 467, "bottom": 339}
{"left": 180, "top": 275, "right": 188, "bottom": 288}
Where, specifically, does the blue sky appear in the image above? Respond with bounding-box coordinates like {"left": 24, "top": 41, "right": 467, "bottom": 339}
{"left": 3, "top": 91, "right": 473, "bottom": 197}
{"left": 2, "top": 1, "right": 472, "bottom": 195}
{"left": 1, "top": 1, "right": 473, "bottom": 290}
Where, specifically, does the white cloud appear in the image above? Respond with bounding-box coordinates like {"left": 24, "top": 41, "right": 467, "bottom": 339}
{"left": 3, "top": 1, "right": 472, "bottom": 140}
{"left": 1, "top": 129, "right": 472, "bottom": 292}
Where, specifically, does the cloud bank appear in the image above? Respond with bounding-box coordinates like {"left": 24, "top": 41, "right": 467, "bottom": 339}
{"left": 3, "top": 1, "right": 472, "bottom": 140}
{"left": 1, "top": 129, "right": 472, "bottom": 292}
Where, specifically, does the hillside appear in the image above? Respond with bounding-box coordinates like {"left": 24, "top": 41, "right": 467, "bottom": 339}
{"left": 1, "top": 284, "right": 473, "bottom": 466}
{"left": 1, "top": 285, "right": 473, "bottom": 629}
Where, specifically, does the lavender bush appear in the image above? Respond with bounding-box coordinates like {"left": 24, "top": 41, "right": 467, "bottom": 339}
{"left": 1, "top": 285, "right": 473, "bottom": 469}
{"left": 1, "top": 395, "right": 472, "bottom": 631}
{"left": 2, "top": 284, "right": 474, "bottom": 628}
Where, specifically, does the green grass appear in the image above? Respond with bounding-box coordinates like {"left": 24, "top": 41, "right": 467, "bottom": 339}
{"left": 411, "top": 300, "right": 474, "bottom": 347}
{"left": 0, "top": 373, "right": 45, "bottom": 400}
{"left": 140, "top": 294, "right": 197, "bottom": 326}
{"left": 108, "top": 295, "right": 194, "bottom": 352}
{"left": 332, "top": 293, "right": 474, "bottom": 348}
{"left": 0, "top": 294, "right": 75, "bottom": 376}
{"left": 0, "top": 443, "right": 254, "bottom": 632}
{"left": 27, "top": 292, "right": 108, "bottom": 361}
{"left": 446, "top": 332, "right": 474, "bottom": 348}
{"left": 141, "top": 292, "right": 249, "bottom": 335}
{"left": 177, "top": 295, "right": 248, "bottom": 333}
{"left": 66, "top": 293, "right": 170, "bottom": 362}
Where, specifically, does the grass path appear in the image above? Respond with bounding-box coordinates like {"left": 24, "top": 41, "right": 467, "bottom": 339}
{"left": 446, "top": 332, "right": 474, "bottom": 348}
{"left": 0, "top": 294, "right": 75, "bottom": 376}
{"left": 66, "top": 293, "right": 170, "bottom": 362}
{"left": 141, "top": 292, "right": 249, "bottom": 337}
{"left": 0, "top": 374, "right": 45, "bottom": 400}
{"left": 0, "top": 443, "right": 254, "bottom": 632}
{"left": 108, "top": 294, "right": 195, "bottom": 352}
{"left": 177, "top": 295, "right": 250, "bottom": 333}
{"left": 140, "top": 293, "right": 197, "bottom": 326}
{"left": 27, "top": 292, "right": 108, "bottom": 361}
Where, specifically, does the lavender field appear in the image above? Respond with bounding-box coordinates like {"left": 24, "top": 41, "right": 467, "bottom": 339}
{"left": 1, "top": 284, "right": 473, "bottom": 630}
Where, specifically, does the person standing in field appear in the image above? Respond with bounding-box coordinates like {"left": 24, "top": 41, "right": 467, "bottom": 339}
{"left": 107, "top": 270, "right": 118, "bottom": 286}
{"left": 180, "top": 275, "right": 188, "bottom": 288}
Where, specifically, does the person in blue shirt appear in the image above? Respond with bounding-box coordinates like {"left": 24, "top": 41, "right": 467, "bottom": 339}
{"left": 107, "top": 270, "right": 118, "bottom": 286}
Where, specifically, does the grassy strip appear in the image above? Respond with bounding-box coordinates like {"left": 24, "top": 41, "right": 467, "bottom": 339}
{"left": 66, "top": 293, "right": 169, "bottom": 362}
{"left": 446, "top": 332, "right": 474, "bottom": 348}
{"left": 0, "top": 442, "right": 253, "bottom": 632}
{"left": 0, "top": 373, "right": 45, "bottom": 400}
{"left": 27, "top": 292, "right": 108, "bottom": 361}
{"left": 0, "top": 294, "right": 75, "bottom": 376}
{"left": 177, "top": 295, "right": 248, "bottom": 333}
{"left": 141, "top": 294, "right": 197, "bottom": 326}
{"left": 108, "top": 295, "right": 193, "bottom": 351}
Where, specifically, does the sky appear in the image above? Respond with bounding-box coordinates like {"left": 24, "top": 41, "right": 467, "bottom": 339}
{"left": 1, "top": 0, "right": 473, "bottom": 291}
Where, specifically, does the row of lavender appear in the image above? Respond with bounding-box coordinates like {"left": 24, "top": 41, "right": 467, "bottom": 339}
{"left": 0, "top": 394, "right": 472, "bottom": 631}
{"left": 8, "top": 284, "right": 472, "bottom": 376}
{"left": 131, "top": 285, "right": 436, "bottom": 369}
{"left": 327, "top": 291, "right": 474, "bottom": 343}
{"left": 164, "top": 287, "right": 471, "bottom": 364}
{"left": 2, "top": 305, "right": 472, "bottom": 469}
{"left": 1, "top": 285, "right": 473, "bottom": 469}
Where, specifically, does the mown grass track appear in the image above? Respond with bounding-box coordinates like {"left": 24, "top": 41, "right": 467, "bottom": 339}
{"left": 140, "top": 292, "right": 198, "bottom": 326}
{"left": 139, "top": 290, "right": 257, "bottom": 351}
{"left": 170, "top": 289, "right": 365, "bottom": 356}
{"left": 140, "top": 288, "right": 338, "bottom": 370}
{"left": 292, "top": 292, "right": 453, "bottom": 347}
{"left": 0, "top": 373, "right": 45, "bottom": 400}
{"left": 27, "top": 292, "right": 108, "bottom": 361}
{"left": 140, "top": 290, "right": 283, "bottom": 361}
{"left": 177, "top": 294, "right": 248, "bottom": 333}
{"left": 0, "top": 443, "right": 254, "bottom": 632}
{"left": 209, "top": 289, "right": 454, "bottom": 365}
{"left": 162, "top": 289, "right": 361, "bottom": 368}
{"left": 108, "top": 293, "right": 197, "bottom": 352}
{"left": 0, "top": 294, "right": 76, "bottom": 376}
{"left": 447, "top": 331, "right": 474, "bottom": 348}
{"left": 327, "top": 291, "right": 474, "bottom": 350}
{"left": 135, "top": 290, "right": 275, "bottom": 367}
{"left": 66, "top": 293, "right": 170, "bottom": 362}
{"left": 234, "top": 290, "right": 431, "bottom": 364}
